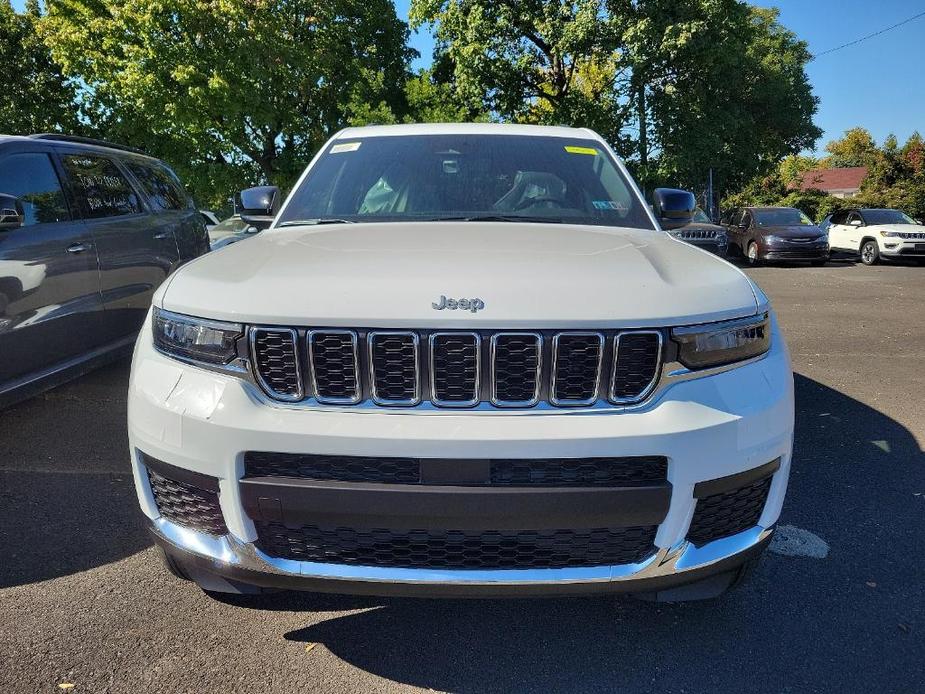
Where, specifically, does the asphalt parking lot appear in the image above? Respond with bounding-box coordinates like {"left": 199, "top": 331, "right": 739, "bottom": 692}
{"left": 1, "top": 259, "right": 923, "bottom": 693}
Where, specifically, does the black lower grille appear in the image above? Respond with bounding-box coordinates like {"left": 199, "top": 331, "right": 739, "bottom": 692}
{"left": 254, "top": 522, "right": 658, "bottom": 568}
{"left": 147, "top": 468, "right": 227, "bottom": 535}
{"left": 244, "top": 452, "right": 420, "bottom": 484}
{"left": 687, "top": 475, "right": 772, "bottom": 545}
{"left": 243, "top": 452, "right": 668, "bottom": 488}
{"left": 490, "top": 457, "right": 668, "bottom": 487}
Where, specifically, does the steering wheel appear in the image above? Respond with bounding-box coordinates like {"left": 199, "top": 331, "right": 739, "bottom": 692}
{"left": 514, "top": 195, "right": 565, "bottom": 211}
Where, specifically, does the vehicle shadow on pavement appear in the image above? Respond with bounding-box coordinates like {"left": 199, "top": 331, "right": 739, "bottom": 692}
{"left": 0, "top": 358, "right": 152, "bottom": 589}
{"left": 279, "top": 373, "right": 924, "bottom": 692}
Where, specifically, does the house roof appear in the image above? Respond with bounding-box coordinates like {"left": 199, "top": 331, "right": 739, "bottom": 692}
{"left": 796, "top": 166, "right": 867, "bottom": 193}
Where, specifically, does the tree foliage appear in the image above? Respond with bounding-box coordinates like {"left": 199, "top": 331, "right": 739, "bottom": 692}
{"left": 725, "top": 130, "right": 925, "bottom": 222}
{"left": 0, "top": 0, "right": 81, "bottom": 135}
{"left": 39, "top": 0, "right": 413, "bottom": 207}
{"left": 410, "top": 0, "right": 821, "bottom": 192}
{"left": 821, "top": 127, "right": 879, "bottom": 168}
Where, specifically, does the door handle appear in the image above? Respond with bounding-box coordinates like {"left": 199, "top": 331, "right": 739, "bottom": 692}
{"left": 66, "top": 242, "right": 90, "bottom": 254}
{"left": 153, "top": 232, "right": 171, "bottom": 240}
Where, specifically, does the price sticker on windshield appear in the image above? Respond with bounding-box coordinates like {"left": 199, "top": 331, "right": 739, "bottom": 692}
{"left": 330, "top": 142, "right": 362, "bottom": 154}
{"left": 564, "top": 145, "right": 598, "bottom": 155}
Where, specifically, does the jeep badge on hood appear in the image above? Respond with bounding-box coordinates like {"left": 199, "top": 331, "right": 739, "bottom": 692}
{"left": 432, "top": 295, "right": 485, "bottom": 313}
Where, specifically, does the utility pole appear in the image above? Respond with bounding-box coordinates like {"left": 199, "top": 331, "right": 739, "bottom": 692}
{"left": 707, "top": 168, "right": 715, "bottom": 221}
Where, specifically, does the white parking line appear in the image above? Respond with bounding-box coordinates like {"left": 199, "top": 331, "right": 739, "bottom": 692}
{"left": 769, "top": 524, "right": 830, "bottom": 559}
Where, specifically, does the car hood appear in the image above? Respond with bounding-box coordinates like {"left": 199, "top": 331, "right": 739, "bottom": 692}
{"left": 758, "top": 225, "right": 824, "bottom": 238}
{"left": 158, "top": 222, "right": 762, "bottom": 328}
{"left": 867, "top": 223, "right": 925, "bottom": 235}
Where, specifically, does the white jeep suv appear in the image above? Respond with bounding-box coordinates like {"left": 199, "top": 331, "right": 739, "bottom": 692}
{"left": 128, "top": 124, "right": 794, "bottom": 600}
{"left": 824, "top": 208, "right": 925, "bottom": 265}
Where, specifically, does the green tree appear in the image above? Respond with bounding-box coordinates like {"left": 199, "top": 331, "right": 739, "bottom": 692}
{"left": 40, "top": 0, "right": 412, "bottom": 208}
{"left": 779, "top": 154, "right": 820, "bottom": 186}
{"left": 410, "top": 0, "right": 820, "bottom": 192}
{"left": 409, "top": 0, "right": 626, "bottom": 140}
{"left": 822, "top": 127, "right": 879, "bottom": 168}
{"left": 0, "top": 0, "right": 81, "bottom": 134}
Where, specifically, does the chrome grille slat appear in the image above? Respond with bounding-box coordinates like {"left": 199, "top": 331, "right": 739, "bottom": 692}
{"left": 610, "top": 331, "right": 662, "bottom": 404}
{"left": 250, "top": 328, "right": 302, "bottom": 401}
{"left": 368, "top": 331, "right": 420, "bottom": 405}
{"left": 308, "top": 330, "right": 361, "bottom": 404}
{"left": 490, "top": 332, "right": 542, "bottom": 407}
{"left": 430, "top": 332, "right": 480, "bottom": 407}
{"left": 550, "top": 332, "right": 604, "bottom": 406}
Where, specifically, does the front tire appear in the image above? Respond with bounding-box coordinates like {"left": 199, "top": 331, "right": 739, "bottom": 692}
{"left": 860, "top": 240, "right": 879, "bottom": 265}
{"left": 747, "top": 241, "right": 761, "bottom": 266}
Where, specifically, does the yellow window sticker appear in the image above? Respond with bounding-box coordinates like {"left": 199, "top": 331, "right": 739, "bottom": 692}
{"left": 331, "top": 142, "right": 361, "bottom": 154}
{"left": 564, "top": 145, "right": 598, "bottom": 155}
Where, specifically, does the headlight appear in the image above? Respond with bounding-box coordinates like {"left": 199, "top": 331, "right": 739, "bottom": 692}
{"left": 152, "top": 307, "right": 243, "bottom": 364}
{"left": 880, "top": 230, "right": 903, "bottom": 238}
{"left": 672, "top": 313, "right": 770, "bottom": 369}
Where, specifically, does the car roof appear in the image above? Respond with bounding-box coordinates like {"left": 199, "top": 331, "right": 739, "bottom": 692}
{"left": 0, "top": 133, "right": 163, "bottom": 164}
{"left": 744, "top": 206, "right": 800, "bottom": 211}
{"left": 334, "top": 122, "right": 602, "bottom": 141}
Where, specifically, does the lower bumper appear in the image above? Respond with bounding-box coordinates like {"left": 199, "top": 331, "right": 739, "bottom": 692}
{"left": 761, "top": 248, "right": 829, "bottom": 261}
{"left": 150, "top": 515, "right": 773, "bottom": 597}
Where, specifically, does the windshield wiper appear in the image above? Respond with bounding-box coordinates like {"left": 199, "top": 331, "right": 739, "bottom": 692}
{"left": 276, "top": 218, "right": 356, "bottom": 227}
{"left": 426, "top": 214, "right": 563, "bottom": 224}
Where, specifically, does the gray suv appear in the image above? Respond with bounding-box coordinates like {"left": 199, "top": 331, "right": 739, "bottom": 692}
{"left": 0, "top": 134, "right": 209, "bottom": 407}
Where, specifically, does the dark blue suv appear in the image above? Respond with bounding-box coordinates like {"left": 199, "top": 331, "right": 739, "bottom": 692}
{"left": 0, "top": 134, "right": 209, "bottom": 406}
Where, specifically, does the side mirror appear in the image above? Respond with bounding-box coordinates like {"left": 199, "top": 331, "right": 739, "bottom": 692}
{"left": 849, "top": 219, "right": 862, "bottom": 227}
{"left": 237, "top": 185, "right": 280, "bottom": 229}
{"left": 0, "top": 193, "right": 24, "bottom": 230}
{"left": 652, "top": 188, "right": 696, "bottom": 230}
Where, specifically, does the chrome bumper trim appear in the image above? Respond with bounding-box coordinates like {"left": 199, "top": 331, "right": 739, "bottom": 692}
{"left": 151, "top": 517, "right": 772, "bottom": 587}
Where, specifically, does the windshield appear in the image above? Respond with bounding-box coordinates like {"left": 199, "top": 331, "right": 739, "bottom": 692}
{"left": 862, "top": 209, "right": 916, "bottom": 225}
{"left": 692, "top": 208, "right": 712, "bottom": 223}
{"left": 753, "top": 208, "right": 813, "bottom": 226}
{"left": 277, "top": 134, "right": 654, "bottom": 229}
{"left": 211, "top": 217, "right": 250, "bottom": 233}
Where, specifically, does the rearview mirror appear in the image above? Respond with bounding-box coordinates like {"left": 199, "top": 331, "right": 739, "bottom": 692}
{"left": 652, "top": 188, "right": 696, "bottom": 231}
{"left": 237, "top": 185, "right": 281, "bottom": 229}
{"left": 0, "top": 193, "right": 24, "bottom": 230}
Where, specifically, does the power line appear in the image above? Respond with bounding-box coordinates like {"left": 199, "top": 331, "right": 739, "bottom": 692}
{"left": 810, "top": 9, "right": 925, "bottom": 61}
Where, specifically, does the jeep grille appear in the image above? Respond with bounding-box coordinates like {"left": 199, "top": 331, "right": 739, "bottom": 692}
{"left": 249, "top": 327, "right": 663, "bottom": 409}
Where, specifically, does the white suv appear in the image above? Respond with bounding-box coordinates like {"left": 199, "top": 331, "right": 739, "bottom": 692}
{"left": 128, "top": 124, "right": 794, "bottom": 601}
{"left": 824, "top": 208, "right": 925, "bottom": 265}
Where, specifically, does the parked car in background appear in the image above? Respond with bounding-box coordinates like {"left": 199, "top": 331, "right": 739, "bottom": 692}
{"left": 722, "top": 206, "right": 829, "bottom": 266}
{"left": 668, "top": 207, "right": 727, "bottom": 256}
{"left": 820, "top": 208, "right": 925, "bottom": 265}
{"left": 130, "top": 123, "right": 793, "bottom": 602}
{"left": 0, "top": 134, "right": 209, "bottom": 407}
{"left": 207, "top": 215, "right": 260, "bottom": 250}
{"left": 200, "top": 209, "right": 220, "bottom": 231}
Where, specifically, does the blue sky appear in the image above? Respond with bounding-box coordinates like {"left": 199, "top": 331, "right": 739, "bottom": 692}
{"left": 396, "top": 0, "right": 925, "bottom": 154}
{"left": 16, "top": 0, "right": 923, "bottom": 154}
